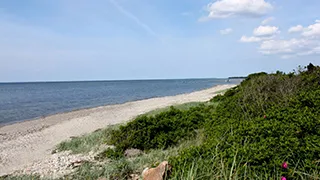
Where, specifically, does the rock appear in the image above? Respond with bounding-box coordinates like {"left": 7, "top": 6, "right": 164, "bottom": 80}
{"left": 124, "top": 148, "right": 143, "bottom": 158}
{"left": 142, "top": 161, "right": 171, "bottom": 180}
{"left": 129, "top": 174, "right": 140, "bottom": 180}
{"left": 51, "top": 149, "right": 57, "bottom": 154}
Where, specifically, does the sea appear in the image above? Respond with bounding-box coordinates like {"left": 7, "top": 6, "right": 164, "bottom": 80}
{"left": 0, "top": 79, "right": 233, "bottom": 126}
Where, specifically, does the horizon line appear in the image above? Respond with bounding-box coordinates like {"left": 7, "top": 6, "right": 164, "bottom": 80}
{"left": 0, "top": 77, "right": 235, "bottom": 84}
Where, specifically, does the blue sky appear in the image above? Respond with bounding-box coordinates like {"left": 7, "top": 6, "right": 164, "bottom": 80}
{"left": 0, "top": 0, "right": 319, "bottom": 82}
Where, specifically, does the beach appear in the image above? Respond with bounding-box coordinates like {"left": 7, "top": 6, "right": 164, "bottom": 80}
{"left": 0, "top": 84, "right": 235, "bottom": 176}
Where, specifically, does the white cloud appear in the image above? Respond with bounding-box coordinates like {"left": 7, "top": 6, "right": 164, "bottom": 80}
{"left": 241, "top": 20, "right": 320, "bottom": 58}
{"left": 205, "top": 0, "right": 273, "bottom": 19}
{"left": 240, "top": 36, "right": 261, "bottom": 42}
{"left": 259, "top": 38, "right": 320, "bottom": 58}
{"left": 220, "top": 28, "right": 233, "bottom": 35}
{"left": 261, "top": 17, "right": 274, "bottom": 25}
{"left": 240, "top": 35, "right": 275, "bottom": 43}
{"left": 253, "top": 25, "right": 279, "bottom": 37}
{"left": 288, "top": 25, "right": 304, "bottom": 33}
{"left": 302, "top": 20, "right": 320, "bottom": 38}
{"left": 240, "top": 25, "right": 278, "bottom": 43}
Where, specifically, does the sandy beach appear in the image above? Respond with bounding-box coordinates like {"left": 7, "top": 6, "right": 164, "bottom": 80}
{"left": 0, "top": 84, "right": 236, "bottom": 176}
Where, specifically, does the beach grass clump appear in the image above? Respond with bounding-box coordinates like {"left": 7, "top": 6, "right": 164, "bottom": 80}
{"left": 0, "top": 175, "right": 41, "bottom": 180}
{"left": 55, "top": 124, "right": 120, "bottom": 154}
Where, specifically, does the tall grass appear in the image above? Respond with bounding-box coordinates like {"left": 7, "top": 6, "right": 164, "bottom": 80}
{"left": 170, "top": 131, "right": 320, "bottom": 180}
{"left": 65, "top": 133, "right": 205, "bottom": 179}
{"left": 170, "top": 157, "right": 320, "bottom": 180}
{"left": 0, "top": 175, "right": 41, "bottom": 180}
{"left": 143, "top": 102, "right": 205, "bottom": 117}
{"left": 55, "top": 124, "right": 120, "bottom": 154}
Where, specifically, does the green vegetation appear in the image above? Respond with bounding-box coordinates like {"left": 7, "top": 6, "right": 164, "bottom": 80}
{"left": 143, "top": 102, "right": 204, "bottom": 117}
{"left": 55, "top": 124, "right": 120, "bottom": 154}
{"left": 107, "top": 63, "right": 320, "bottom": 179}
{"left": 109, "top": 103, "right": 217, "bottom": 152}
{"left": 64, "top": 136, "right": 205, "bottom": 180}
{"left": 54, "top": 102, "right": 206, "bottom": 154}
{"left": 0, "top": 175, "right": 41, "bottom": 180}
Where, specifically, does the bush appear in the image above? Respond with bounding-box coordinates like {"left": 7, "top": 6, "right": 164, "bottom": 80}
{"left": 109, "top": 105, "right": 213, "bottom": 151}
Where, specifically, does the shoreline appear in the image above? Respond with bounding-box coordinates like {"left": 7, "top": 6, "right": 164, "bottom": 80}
{"left": 0, "top": 83, "right": 230, "bottom": 128}
{"left": 0, "top": 84, "right": 236, "bottom": 176}
{"left": 0, "top": 83, "right": 232, "bottom": 128}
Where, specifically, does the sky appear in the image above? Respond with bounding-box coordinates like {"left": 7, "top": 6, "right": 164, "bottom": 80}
{"left": 0, "top": 0, "right": 320, "bottom": 82}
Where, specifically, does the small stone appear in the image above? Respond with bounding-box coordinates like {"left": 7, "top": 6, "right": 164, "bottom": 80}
{"left": 130, "top": 174, "right": 140, "bottom": 180}
{"left": 124, "top": 148, "right": 143, "bottom": 158}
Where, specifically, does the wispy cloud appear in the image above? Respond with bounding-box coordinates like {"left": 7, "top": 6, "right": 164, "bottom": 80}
{"left": 220, "top": 28, "right": 233, "bottom": 35}
{"left": 109, "top": 0, "right": 159, "bottom": 39}
{"left": 261, "top": 17, "right": 275, "bottom": 25}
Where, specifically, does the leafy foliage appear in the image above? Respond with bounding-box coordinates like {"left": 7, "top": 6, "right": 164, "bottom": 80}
{"left": 170, "top": 63, "right": 320, "bottom": 178}
{"left": 109, "top": 105, "right": 216, "bottom": 151}
{"left": 104, "top": 148, "right": 124, "bottom": 160}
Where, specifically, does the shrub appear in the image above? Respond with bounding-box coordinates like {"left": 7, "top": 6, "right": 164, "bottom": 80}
{"left": 109, "top": 105, "right": 212, "bottom": 151}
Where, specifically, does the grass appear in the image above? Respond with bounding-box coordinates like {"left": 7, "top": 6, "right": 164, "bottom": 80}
{"left": 0, "top": 175, "right": 41, "bottom": 180}
{"left": 59, "top": 128, "right": 320, "bottom": 180}
{"left": 170, "top": 163, "right": 319, "bottom": 180}
{"left": 55, "top": 124, "right": 120, "bottom": 154}
{"left": 144, "top": 101, "right": 219, "bottom": 117}
{"left": 170, "top": 133, "right": 320, "bottom": 180}
{"left": 213, "top": 89, "right": 229, "bottom": 94}
{"left": 65, "top": 131, "right": 206, "bottom": 180}
{"left": 143, "top": 102, "right": 204, "bottom": 117}
{"left": 170, "top": 158, "right": 320, "bottom": 180}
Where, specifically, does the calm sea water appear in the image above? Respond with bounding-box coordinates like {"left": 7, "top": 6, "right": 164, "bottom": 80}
{"left": 0, "top": 79, "right": 231, "bottom": 125}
